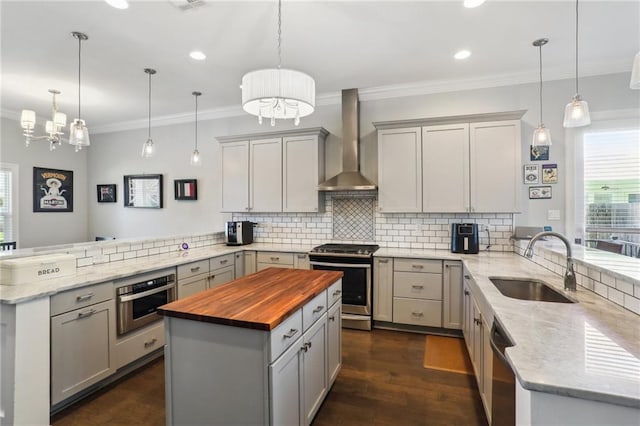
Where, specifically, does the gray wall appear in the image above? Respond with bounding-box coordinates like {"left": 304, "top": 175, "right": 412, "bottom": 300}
{"left": 2, "top": 72, "right": 638, "bottom": 248}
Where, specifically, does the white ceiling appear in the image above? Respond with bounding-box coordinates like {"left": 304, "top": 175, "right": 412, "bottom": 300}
{"left": 1, "top": 0, "right": 638, "bottom": 132}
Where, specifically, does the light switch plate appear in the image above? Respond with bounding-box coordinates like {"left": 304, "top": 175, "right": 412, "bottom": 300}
{"left": 547, "top": 209, "right": 561, "bottom": 220}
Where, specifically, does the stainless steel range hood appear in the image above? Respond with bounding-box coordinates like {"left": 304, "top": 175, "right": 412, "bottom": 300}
{"left": 318, "top": 89, "right": 377, "bottom": 191}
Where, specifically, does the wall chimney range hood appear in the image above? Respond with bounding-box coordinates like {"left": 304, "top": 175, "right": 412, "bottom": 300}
{"left": 318, "top": 89, "right": 377, "bottom": 191}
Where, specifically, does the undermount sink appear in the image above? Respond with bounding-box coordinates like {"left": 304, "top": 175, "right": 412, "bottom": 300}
{"left": 489, "top": 277, "right": 576, "bottom": 303}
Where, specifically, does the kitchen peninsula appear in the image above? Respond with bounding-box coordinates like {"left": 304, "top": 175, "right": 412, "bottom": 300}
{"left": 158, "top": 267, "right": 343, "bottom": 426}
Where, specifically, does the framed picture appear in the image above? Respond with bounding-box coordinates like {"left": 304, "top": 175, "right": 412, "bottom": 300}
{"left": 124, "top": 174, "right": 163, "bottom": 208}
{"left": 523, "top": 164, "right": 539, "bottom": 184}
{"left": 174, "top": 179, "right": 198, "bottom": 201}
{"left": 33, "top": 167, "right": 73, "bottom": 212}
{"left": 542, "top": 163, "right": 558, "bottom": 184}
{"left": 97, "top": 184, "right": 117, "bottom": 203}
{"left": 529, "top": 186, "right": 552, "bottom": 199}
{"left": 530, "top": 145, "right": 549, "bottom": 161}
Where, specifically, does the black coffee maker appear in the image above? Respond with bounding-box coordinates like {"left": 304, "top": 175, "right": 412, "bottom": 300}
{"left": 451, "top": 223, "right": 479, "bottom": 254}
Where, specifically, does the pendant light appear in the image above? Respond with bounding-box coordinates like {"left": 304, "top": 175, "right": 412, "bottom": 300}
{"left": 241, "top": 0, "right": 315, "bottom": 127}
{"left": 563, "top": 0, "right": 590, "bottom": 128}
{"left": 69, "top": 32, "right": 90, "bottom": 151}
{"left": 141, "top": 68, "right": 156, "bottom": 158}
{"left": 190, "top": 91, "right": 202, "bottom": 166}
{"left": 630, "top": 51, "right": 640, "bottom": 89}
{"left": 532, "top": 38, "right": 551, "bottom": 146}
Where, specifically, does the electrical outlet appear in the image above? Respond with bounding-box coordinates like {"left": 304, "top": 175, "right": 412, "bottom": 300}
{"left": 547, "top": 210, "right": 561, "bottom": 221}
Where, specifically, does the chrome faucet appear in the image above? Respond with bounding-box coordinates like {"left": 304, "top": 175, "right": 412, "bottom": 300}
{"left": 524, "top": 231, "right": 577, "bottom": 292}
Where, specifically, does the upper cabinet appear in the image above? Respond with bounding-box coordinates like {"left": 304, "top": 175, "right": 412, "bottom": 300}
{"left": 218, "top": 128, "right": 327, "bottom": 213}
{"left": 374, "top": 111, "right": 524, "bottom": 214}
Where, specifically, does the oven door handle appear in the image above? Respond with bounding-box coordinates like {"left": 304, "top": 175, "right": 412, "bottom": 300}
{"left": 118, "top": 283, "right": 176, "bottom": 303}
{"left": 310, "top": 261, "right": 371, "bottom": 269}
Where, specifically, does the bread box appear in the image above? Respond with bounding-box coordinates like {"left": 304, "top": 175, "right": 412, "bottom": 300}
{"left": 0, "top": 254, "right": 76, "bottom": 285}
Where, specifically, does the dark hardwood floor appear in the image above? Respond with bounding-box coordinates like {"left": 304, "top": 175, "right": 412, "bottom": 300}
{"left": 52, "top": 329, "right": 487, "bottom": 426}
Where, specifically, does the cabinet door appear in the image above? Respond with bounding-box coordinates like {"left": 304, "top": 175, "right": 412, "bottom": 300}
{"left": 327, "top": 302, "right": 342, "bottom": 386}
{"left": 234, "top": 252, "right": 244, "bottom": 278}
{"left": 269, "top": 338, "right": 302, "bottom": 426}
{"left": 443, "top": 261, "right": 463, "bottom": 329}
{"left": 471, "top": 298, "right": 483, "bottom": 379}
{"left": 244, "top": 251, "right": 256, "bottom": 275}
{"left": 208, "top": 265, "right": 234, "bottom": 289}
{"left": 178, "top": 275, "right": 208, "bottom": 299}
{"left": 294, "top": 253, "right": 310, "bottom": 270}
{"left": 51, "top": 299, "right": 114, "bottom": 405}
{"left": 302, "top": 313, "right": 328, "bottom": 425}
{"left": 250, "top": 138, "right": 282, "bottom": 212}
{"left": 377, "top": 127, "right": 422, "bottom": 212}
{"left": 422, "top": 124, "right": 470, "bottom": 212}
{"left": 462, "top": 277, "right": 472, "bottom": 354}
{"left": 373, "top": 257, "right": 393, "bottom": 322}
{"left": 283, "top": 135, "right": 323, "bottom": 212}
{"left": 469, "top": 120, "right": 521, "bottom": 212}
{"left": 220, "top": 140, "right": 249, "bottom": 212}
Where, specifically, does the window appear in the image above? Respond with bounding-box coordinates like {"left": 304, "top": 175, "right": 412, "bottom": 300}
{"left": 583, "top": 127, "right": 640, "bottom": 257}
{"left": 0, "top": 163, "right": 18, "bottom": 245}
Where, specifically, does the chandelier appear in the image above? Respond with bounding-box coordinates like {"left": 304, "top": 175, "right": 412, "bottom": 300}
{"left": 20, "top": 89, "right": 67, "bottom": 151}
{"left": 241, "top": 0, "right": 315, "bottom": 127}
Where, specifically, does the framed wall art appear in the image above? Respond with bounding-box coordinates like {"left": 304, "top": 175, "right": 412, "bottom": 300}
{"left": 523, "top": 164, "right": 539, "bottom": 184}
{"left": 97, "top": 184, "right": 117, "bottom": 203}
{"left": 529, "top": 186, "right": 552, "bottom": 199}
{"left": 530, "top": 145, "right": 549, "bottom": 161}
{"left": 33, "top": 167, "right": 73, "bottom": 212}
{"left": 124, "top": 174, "right": 163, "bottom": 208}
{"left": 542, "top": 163, "right": 558, "bottom": 184}
{"left": 174, "top": 179, "right": 197, "bottom": 201}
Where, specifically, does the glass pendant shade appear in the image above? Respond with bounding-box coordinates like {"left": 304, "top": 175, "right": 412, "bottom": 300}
{"left": 563, "top": 95, "right": 591, "bottom": 128}
{"left": 20, "top": 110, "right": 36, "bottom": 129}
{"left": 532, "top": 124, "right": 552, "bottom": 146}
{"left": 141, "top": 138, "right": 155, "bottom": 158}
{"left": 190, "top": 149, "right": 201, "bottom": 166}
{"left": 69, "top": 119, "right": 90, "bottom": 150}
{"left": 631, "top": 52, "right": 640, "bottom": 89}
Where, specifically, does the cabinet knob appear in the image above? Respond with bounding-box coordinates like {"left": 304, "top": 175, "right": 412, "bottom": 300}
{"left": 329, "top": 315, "right": 336, "bottom": 321}
{"left": 464, "top": 290, "right": 470, "bottom": 296}
{"left": 464, "top": 275, "right": 470, "bottom": 280}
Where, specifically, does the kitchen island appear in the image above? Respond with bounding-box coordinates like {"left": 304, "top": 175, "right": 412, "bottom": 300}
{"left": 158, "top": 267, "right": 343, "bottom": 426}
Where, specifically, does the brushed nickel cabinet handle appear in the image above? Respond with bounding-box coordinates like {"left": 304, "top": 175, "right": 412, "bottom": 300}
{"left": 270, "top": 257, "right": 280, "bottom": 261}
{"left": 76, "top": 292, "right": 94, "bottom": 302}
{"left": 77, "top": 309, "right": 96, "bottom": 319}
{"left": 412, "top": 264, "right": 424, "bottom": 269}
{"left": 312, "top": 306, "right": 324, "bottom": 314}
{"left": 297, "top": 254, "right": 306, "bottom": 259}
{"left": 464, "top": 275, "right": 470, "bottom": 279}
{"left": 144, "top": 338, "right": 158, "bottom": 348}
{"left": 411, "top": 311, "right": 424, "bottom": 317}
{"left": 378, "top": 259, "right": 389, "bottom": 264}
{"left": 220, "top": 259, "right": 228, "bottom": 264}
{"left": 190, "top": 266, "right": 201, "bottom": 273}
{"left": 332, "top": 290, "right": 342, "bottom": 296}
{"left": 411, "top": 285, "right": 424, "bottom": 290}
{"left": 283, "top": 328, "right": 298, "bottom": 339}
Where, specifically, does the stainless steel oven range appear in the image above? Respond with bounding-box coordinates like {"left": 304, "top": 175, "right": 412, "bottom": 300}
{"left": 309, "top": 243, "right": 379, "bottom": 331}
{"left": 115, "top": 269, "right": 176, "bottom": 336}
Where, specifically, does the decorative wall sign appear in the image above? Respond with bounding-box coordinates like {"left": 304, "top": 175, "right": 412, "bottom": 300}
{"left": 174, "top": 179, "right": 198, "bottom": 201}
{"left": 530, "top": 145, "right": 549, "bottom": 161}
{"left": 33, "top": 167, "right": 73, "bottom": 212}
{"left": 97, "top": 184, "right": 117, "bottom": 203}
{"left": 542, "top": 163, "right": 558, "bottom": 184}
{"left": 529, "top": 186, "right": 552, "bottom": 199}
{"left": 523, "top": 164, "right": 539, "bottom": 184}
{"left": 124, "top": 174, "right": 163, "bottom": 208}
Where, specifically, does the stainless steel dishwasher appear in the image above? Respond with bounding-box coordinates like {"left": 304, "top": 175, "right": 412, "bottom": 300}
{"left": 490, "top": 320, "right": 516, "bottom": 426}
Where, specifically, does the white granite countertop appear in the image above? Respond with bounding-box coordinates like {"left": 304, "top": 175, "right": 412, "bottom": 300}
{"left": 0, "top": 243, "right": 314, "bottom": 304}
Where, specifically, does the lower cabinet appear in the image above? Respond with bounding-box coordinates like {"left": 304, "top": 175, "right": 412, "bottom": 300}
{"left": 234, "top": 252, "right": 245, "bottom": 278}
{"left": 301, "top": 313, "right": 328, "bottom": 425}
{"left": 114, "top": 321, "right": 165, "bottom": 370}
{"left": 443, "top": 261, "right": 463, "bottom": 329}
{"left": 373, "top": 257, "right": 393, "bottom": 322}
{"left": 244, "top": 251, "right": 257, "bottom": 275}
{"left": 294, "top": 253, "right": 311, "bottom": 270}
{"left": 50, "top": 283, "right": 115, "bottom": 406}
{"left": 327, "top": 301, "right": 342, "bottom": 385}
{"left": 270, "top": 336, "right": 304, "bottom": 425}
{"left": 208, "top": 265, "right": 235, "bottom": 289}
{"left": 257, "top": 251, "right": 295, "bottom": 271}
{"left": 392, "top": 258, "right": 443, "bottom": 327}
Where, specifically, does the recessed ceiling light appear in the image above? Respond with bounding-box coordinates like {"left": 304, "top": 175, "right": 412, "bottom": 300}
{"left": 454, "top": 50, "right": 471, "bottom": 60}
{"left": 190, "top": 51, "right": 206, "bottom": 61}
{"left": 105, "top": 0, "right": 129, "bottom": 9}
{"left": 463, "top": 0, "right": 486, "bottom": 8}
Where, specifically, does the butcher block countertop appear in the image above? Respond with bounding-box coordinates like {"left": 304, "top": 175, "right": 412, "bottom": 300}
{"left": 157, "top": 267, "right": 343, "bottom": 331}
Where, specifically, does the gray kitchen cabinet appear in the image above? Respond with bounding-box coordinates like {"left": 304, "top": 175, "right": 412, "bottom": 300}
{"left": 218, "top": 128, "right": 327, "bottom": 213}
{"left": 302, "top": 313, "right": 328, "bottom": 425}
{"left": 270, "top": 334, "right": 303, "bottom": 425}
{"left": 294, "top": 253, "right": 311, "bottom": 270}
{"left": 50, "top": 282, "right": 115, "bottom": 406}
{"left": 114, "top": 321, "right": 165, "bottom": 370}
{"left": 244, "top": 250, "right": 257, "bottom": 275}
{"left": 208, "top": 253, "right": 235, "bottom": 289}
{"left": 234, "top": 252, "right": 244, "bottom": 278}
{"left": 177, "top": 259, "right": 209, "bottom": 299}
{"left": 443, "top": 260, "right": 463, "bottom": 329}
{"left": 373, "top": 257, "right": 393, "bottom": 322}
{"left": 327, "top": 299, "right": 342, "bottom": 386}
{"left": 392, "top": 258, "right": 443, "bottom": 327}
{"left": 257, "top": 251, "right": 294, "bottom": 271}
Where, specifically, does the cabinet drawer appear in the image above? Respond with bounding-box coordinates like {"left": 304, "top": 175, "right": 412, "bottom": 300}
{"left": 257, "top": 251, "right": 294, "bottom": 266}
{"left": 393, "top": 298, "right": 442, "bottom": 327}
{"left": 394, "top": 258, "right": 442, "bottom": 274}
{"left": 270, "top": 309, "right": 303, "bottom": 362}
{"left": 208, "top": 265, "right": 235, "bottom": 289}
{"left": 257, "top": 263, "right": 294, "bottom": 272}
{"left": 114, "top": 321, "right": 165, "bottom": 370}
{"left": 327, "top": 279, "right": 342, "bottom": 307}
{"left": 394, "top": 271, "right": 442, "bottom": 300}
{"left": 303, "top": 290, "right": 328, "bottom": 332}
{"left": 51, "top": 281, "right": 113, "bottom": 316}
{"left": 178, "top": 275, "right": 208, "bottom": 299}
{"left": 177, "top": 259, "right": 209, "bottom": 280}
{"left": 210, "top": 253, "right": 234, "bottom": 271}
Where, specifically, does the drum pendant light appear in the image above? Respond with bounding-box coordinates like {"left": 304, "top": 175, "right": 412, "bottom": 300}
{"left": 532, "top": 38, "right": 551, "bottom": 146}
{"left": 563, "top": 0, "right": 591, "bottom": 128}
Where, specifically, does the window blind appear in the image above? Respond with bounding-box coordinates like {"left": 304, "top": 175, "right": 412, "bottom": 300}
{"left": 0, "top": 167, "right": 14, "bottom": 242}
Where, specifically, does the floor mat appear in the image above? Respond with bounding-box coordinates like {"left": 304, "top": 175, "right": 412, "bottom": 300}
{"left": 423, "top": 335, "right": 474, "bottom": 375}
